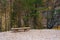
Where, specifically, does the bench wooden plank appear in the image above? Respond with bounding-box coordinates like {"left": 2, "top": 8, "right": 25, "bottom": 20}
{"left": 11, "top": 27, "right": 30, "bottom": 32}
{"left": 11, "top": 27, "right": 30, "bottom": 29}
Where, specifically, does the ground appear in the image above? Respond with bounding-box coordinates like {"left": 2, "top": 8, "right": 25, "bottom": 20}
{"left": 0, "top": 29, "right": 60, "bottom": 40}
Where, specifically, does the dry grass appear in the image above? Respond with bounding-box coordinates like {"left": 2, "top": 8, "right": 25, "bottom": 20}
{"left": 53, "top": 25, "right": 60, "bottom": 30}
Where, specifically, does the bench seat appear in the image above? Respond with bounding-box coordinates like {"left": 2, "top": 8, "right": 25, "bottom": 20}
{"left": 11, "top": 27, "right": 30, "bottom": 32}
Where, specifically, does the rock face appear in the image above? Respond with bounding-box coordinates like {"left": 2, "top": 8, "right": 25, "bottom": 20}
{"left": 0, "top": 29, "right": 60, "bottom": 40}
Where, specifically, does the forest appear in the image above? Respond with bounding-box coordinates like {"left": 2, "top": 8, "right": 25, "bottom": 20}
{"left": 0, "top": 0, "right": 60, "bottom": 31}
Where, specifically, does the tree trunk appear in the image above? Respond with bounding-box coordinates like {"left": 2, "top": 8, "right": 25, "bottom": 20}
{"left": 5, "top": 0, "right": 11, "bottom": 31}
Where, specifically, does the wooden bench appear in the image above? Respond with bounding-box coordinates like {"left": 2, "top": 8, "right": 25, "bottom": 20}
{"left": 11, "top": 27, "right": 30, "bottom": 32}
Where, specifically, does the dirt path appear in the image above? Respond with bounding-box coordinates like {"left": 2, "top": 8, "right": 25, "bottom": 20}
{"left": 0, "top": 29, "right": 60, "bottom": 40}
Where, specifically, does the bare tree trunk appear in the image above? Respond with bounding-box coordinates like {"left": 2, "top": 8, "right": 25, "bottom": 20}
{"left": 17, "top": 11, "right": 25, "bottom": 27}
{"left": 0, "top": 10, "right": 2, "bottom": 31}
{"left": 0, "top": 2, "right": 1, "bottom": 31}
{"left": 5, "top": 0, "right": 11, "bottom": 31}
{"left": 0, "top": 0, "right": 6, "bottom": 31}
{"left": 1, "top": 13, "right": 6, "bottom": 31}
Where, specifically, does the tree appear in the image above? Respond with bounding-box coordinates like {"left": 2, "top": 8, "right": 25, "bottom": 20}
{"left": 18, "top": 0, "right": 44, "bottom": 28}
